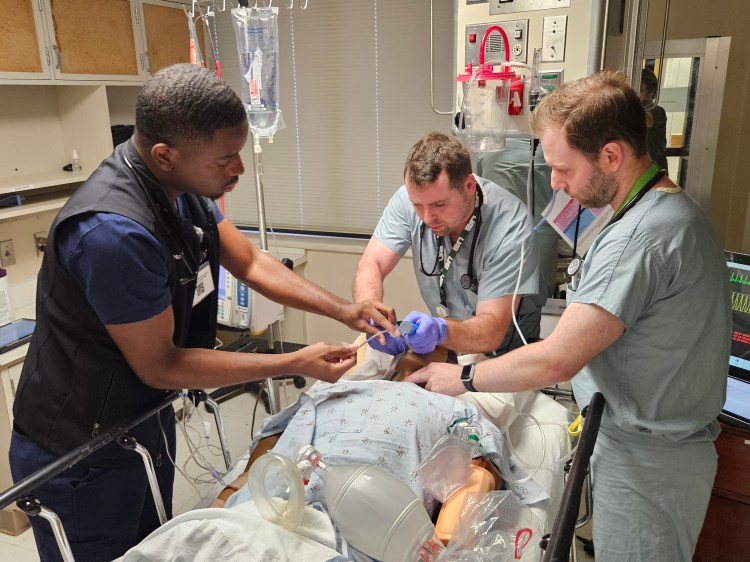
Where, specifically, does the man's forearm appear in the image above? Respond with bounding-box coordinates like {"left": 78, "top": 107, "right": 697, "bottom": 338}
{"left": 352, "top": 261, "right": 385, "bottom": 303}
{"left": 442, "top": 313, "right": 509, "bottom": 354}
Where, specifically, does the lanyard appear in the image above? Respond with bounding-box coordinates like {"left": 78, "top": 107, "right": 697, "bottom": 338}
{"left": 435, "top": 192, "right": 480, "bottom": 317}
{"left": 610, "top": 162, "right": 664, "bottom": 225}
{"left": 568, "top": 163, "right": 665, "bottom": 278}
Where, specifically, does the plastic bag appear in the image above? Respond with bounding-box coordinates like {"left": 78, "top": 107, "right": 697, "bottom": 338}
{"left": 417, "top": 435, "right": 473, "bottom": 503}
{"left": 231, "top": 6, "right": 285, "bottom": 138}
{"left": 436, "top": 491, "right": 542, "bottom": 561}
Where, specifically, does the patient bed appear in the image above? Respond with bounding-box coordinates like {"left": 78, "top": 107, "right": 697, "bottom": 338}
{"left": 0, "top": 344, "right": 587, "bottom": 562}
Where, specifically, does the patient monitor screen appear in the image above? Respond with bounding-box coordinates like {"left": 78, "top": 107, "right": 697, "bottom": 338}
{"left": 725, "top": 252, "right": 750, "bottom": 426}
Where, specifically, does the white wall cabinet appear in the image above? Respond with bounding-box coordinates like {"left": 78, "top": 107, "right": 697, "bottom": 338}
{"left": 0, "top": 0, "right": 207, "bottom": 223}
{"left": 0, "top": 0, "right": 206, "bottom": 85}
{"left": 0, "top": 0, "right": 52, "bottom": 81}
{"left": 42, "top": 0, "right": 147, "bottom": 82}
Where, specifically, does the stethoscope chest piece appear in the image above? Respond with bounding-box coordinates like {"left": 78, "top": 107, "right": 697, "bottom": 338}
{"left": 460, "top": 273, "right": 475, "bottom": 290}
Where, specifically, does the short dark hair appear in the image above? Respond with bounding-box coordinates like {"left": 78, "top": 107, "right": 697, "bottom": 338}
{"left": 531, "top": 69, "right": 648, "bottom": 160}
{"left": 135, "top": 64, "right": 246, "bottom": 149}
{"left": 404, "top": 132, "right": 473, "bottom": 189}
{"left": 641, "top": 67, "right": 659, "bottom": 95}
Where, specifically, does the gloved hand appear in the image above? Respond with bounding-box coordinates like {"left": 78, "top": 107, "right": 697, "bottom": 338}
{"left": 402, "top": 311, "right": 448, "bottom": 354}
{"left": 367, "top": 321, "right": 407, "bottom": 356}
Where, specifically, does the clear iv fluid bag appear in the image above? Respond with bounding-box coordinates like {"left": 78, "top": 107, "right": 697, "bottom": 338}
{"left": 301, "top": 446, "right": 443, "bottom": 562}
{"left": 231, "top": 7, "right": 285, "bottom": 138}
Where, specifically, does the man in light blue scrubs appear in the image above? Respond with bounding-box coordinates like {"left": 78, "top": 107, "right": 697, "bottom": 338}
{"left": 408, "top": 71, "right": 731, "bottom": 560}
{"left": 353, "top": 131, "right": 541, "bottom": 357}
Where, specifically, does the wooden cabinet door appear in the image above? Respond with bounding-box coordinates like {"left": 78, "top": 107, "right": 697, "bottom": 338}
{"left": 0, "top": 0, "right": 51, "bottom": 80}
{"left": 141, "top": 0, "right": 206, "bottom": 75}
{"left": 44, "top": 0, "right": 146, "bottom": 81}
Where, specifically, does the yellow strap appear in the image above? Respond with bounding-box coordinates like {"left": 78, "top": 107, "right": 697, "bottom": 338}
{"left": 568, "top": 413, "right": 583, "bottom": 437}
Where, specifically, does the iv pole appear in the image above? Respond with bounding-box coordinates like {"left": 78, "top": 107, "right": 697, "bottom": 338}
{"left": 251, "top": 133, "right": 282, "bottom": 415}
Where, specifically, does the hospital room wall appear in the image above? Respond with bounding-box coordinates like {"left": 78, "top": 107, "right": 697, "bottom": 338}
{"left": 237, "top": 234, "right": 423, "bottom": 347}
{"left": 0, "top": 214, "right": 51, "bottom": 320}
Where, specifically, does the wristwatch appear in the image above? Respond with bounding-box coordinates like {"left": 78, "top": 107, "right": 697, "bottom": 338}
{"left": 460, "top": 363, "right": 477, "bottom": 392}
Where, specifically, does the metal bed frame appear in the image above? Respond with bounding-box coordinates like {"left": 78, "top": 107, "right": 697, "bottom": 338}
{"left": 0, "top": 390, "right": 233, "bottom": 562}
{"left": 0, "top": 390, "right": 604, "bottom": 562}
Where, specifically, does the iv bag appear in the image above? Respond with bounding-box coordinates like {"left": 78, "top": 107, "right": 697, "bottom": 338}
{"left": 231, "top": 7, "right": 285, "bottom": 138}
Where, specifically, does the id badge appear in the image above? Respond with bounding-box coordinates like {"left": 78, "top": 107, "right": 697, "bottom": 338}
{"left": 192, "top": 261, "right": 215, "bottom": 307}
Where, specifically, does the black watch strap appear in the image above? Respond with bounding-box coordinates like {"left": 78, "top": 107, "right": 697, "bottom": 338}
{"left": 461, "top": 363, "right": 477, "bottom": 392}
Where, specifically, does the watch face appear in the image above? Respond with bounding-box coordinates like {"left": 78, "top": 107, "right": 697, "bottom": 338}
{"left": 567, "top": 257, "right": 582, "bottom": 276}
{"left": 461, "top": 364, "right": 474, "bottom": 382}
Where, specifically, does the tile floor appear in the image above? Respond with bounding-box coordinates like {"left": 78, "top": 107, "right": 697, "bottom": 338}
{"left": 0, "top": 380, "right": 595, "bottom": 561}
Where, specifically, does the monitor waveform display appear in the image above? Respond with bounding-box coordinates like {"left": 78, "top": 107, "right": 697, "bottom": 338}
{"left": 731, "top": 291, "right": 750, "bottom": 314}
{"left": 730, "top": 271, "right": 750, "bottom": 286}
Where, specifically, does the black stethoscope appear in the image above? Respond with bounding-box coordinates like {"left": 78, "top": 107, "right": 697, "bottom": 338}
{"left": 567, "top": 163, "right": 666, "bottom": 278}
{"left": 419, "top": 186, "right": 483, "bottom": 316}
{"left": 123, "top": 153, "right": 206, "bottom": 285}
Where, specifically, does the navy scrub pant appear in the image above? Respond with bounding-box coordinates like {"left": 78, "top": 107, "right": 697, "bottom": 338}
{"left": 8, "top": 413, "right": 176, "bottom": 562}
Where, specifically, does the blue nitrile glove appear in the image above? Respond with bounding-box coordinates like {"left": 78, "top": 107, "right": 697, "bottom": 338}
{"left": 367, "top": 320, "right": 407, "bottom": 356}
{"left": 402, "top": 311, "right": 448, "bottom": 354}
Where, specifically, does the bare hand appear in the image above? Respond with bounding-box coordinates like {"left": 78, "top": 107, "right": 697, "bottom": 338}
{"left": 290, "top": 342, "right": 357, "bottom": 383}
{"left": 405, "top": 362, "right": 465, "bottom": 396}
{"left": 341, "top": 299, "right": 397, "bottom": 342}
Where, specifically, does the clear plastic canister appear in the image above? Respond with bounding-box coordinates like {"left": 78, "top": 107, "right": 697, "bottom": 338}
{"left": 299, "top": 445, "right": 443, "bottom": 562}
{"left": 457, "top": 63, "right": 515, "bottom": 153}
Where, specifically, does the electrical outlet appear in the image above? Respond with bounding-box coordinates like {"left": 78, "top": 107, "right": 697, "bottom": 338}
{"left": 34, "top": 231, "right": 47, "bottom": 256}
{"left": 542, "top": 15, "right": 568, "bottom": 62}
{"left": 0, "top": 239, "right": 16, "bottom": 267}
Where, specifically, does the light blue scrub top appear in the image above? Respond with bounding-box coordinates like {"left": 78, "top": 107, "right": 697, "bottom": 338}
{"left": 569, "top": 187, "right": 731, "bottom": 442}
{"left": 374, "top": 175, "right": 541, "bottom": 352}
{"left": 477, "top": 138, "right": 560, "bottom": 297}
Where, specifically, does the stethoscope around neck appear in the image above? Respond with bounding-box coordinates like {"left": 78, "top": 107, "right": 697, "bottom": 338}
{"left": 418, "top": 186, "right": 483, "bottom": 293}
{"left": 123, "top": 153, "right": 205, "bottom": 285}
{"left": 567, "top": 164, "right": 666, "bottom": 278}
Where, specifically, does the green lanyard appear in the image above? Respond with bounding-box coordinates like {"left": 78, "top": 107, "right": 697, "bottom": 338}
{"left": 435, "top": 193, "right": 480, "bottom": 317}
{"left": 568, "top": 162, "right": 664, "bottom": 277}
{"left": 610, "top": 162, "right": 664, "bottom": 224}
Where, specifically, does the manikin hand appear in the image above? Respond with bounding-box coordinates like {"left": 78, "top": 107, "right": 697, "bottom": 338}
{"left": 402, "top": 311, "right": 448, "bottom": 354}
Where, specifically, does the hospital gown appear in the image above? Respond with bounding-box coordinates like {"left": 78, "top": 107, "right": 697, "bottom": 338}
{"left": 227, "top": 380, "right": 548, "bottom": 513}
{"left": 569, "top": 187, "right": 730, "bottom": 560}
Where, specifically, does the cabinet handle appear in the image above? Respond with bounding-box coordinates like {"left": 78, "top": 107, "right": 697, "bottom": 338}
{"left": 9, "top": 378, "right": 15, "bottom": 398}
{"left": 45, "top": 46, "right": 50, "bottom": 68}
{"left": 52, "top": 45, "right": 61, "bottom": 69}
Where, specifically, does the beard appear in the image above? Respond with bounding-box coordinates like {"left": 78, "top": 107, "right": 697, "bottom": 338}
{"left": 577, "top": 164, "right": 619, "bottom": 209}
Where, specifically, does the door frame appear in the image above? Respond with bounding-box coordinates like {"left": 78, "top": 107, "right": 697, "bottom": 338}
{"left": 644, "top": 37, "right": 730, "bottom": 212}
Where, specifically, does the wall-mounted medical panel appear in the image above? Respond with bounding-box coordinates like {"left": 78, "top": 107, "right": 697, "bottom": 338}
{"left": 465, "top": 20, "right": 529, "bottom": 65}
{"left": 490, "top": 0, "right": 570, "bottom": 16}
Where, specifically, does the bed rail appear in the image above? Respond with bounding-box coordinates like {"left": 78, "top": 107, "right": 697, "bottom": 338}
{"left": 0, "top": 389, "right": 233, "bottom": 562}
{"left": 541, "top": 391, "right": 605, "bottom": 562}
